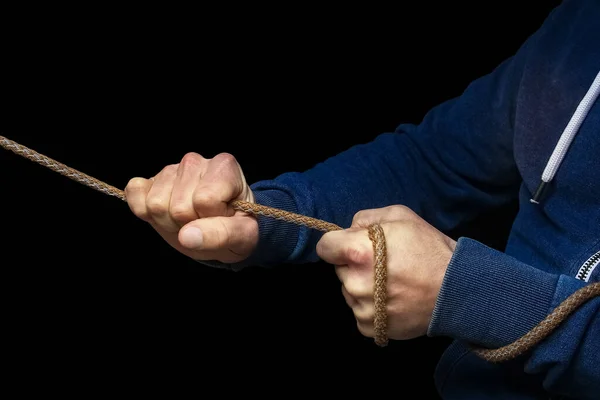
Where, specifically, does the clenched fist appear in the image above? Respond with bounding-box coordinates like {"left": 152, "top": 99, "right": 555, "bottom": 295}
{"left": 125, "top": 152, "right": 258, "bottom": 264}
{"left": 316, "top": 205, "right": 457, "bottom": 341}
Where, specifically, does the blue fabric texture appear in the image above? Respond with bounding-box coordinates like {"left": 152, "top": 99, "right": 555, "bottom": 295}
{"left": 202, "top": 1, "right": 600, "bottom": 397}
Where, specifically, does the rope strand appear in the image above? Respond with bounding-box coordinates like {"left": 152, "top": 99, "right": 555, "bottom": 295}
{"left": 1, "top": 135, "right": 598, "bottom": 361}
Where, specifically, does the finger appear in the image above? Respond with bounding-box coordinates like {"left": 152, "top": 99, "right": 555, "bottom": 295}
{"left": 345, "top": 276, "right": 373, "bottom": 299}
{"left": 351, "top": 204, "right": 416, "bottom": 227}
{"left": 336, "top": 263, "right": 372, "bottom": 298}
{"left": 341, "top": 284, "right": 357, "bottom": 308}
{"left": 316, "top": 228, "right": 372, "bottom": 266}
{"left": 351, "top": 208, "right": 381, "bottom": 228}
{"left": 124, "top": 177, "right": 153, "bottom": 222}
{"left": 178, "top": 214, "right": 257, "bottom": 256}
{"left": 353, "top": 302, "right": 374, "bottom": 325}
{"left": 356, "top": 321, "right": 374, "bottom": 338}
{"left": 146, "top": 164, "right": 180, "bottom": 233}
{"left": 193, "top": 153, "right": 245, "bottom": 218}
{"left": 334, "top": 264, "right": 350, "bottom": 282}
{"left": 169, "top": 153, "right": 207, "bottom": 226}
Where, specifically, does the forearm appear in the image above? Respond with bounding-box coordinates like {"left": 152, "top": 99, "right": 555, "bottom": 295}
{"left": 229, "top": 19, "right": 545, "bottom": 268}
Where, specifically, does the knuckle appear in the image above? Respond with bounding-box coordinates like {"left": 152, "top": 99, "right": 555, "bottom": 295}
{"left": 388, "top": 204, "right": 414, "bottom": 218}
{"left": 345, "top": 278, "right": 371, "bottom": 298}
{"left": 213, "top": 152, "right": 237, "bottom": 168}
{"left": 396, "top": 219, "right": 421, "bottom": 240}
{"left": 125, "top": 177, "right": 147, "bottom": 192}
{"left": 180, "top": 152, "right": 204, "bottom": 166}
{"left": 353, "top": 307, "right": 373, "bottom": 325}
{"left": 146, "top": 197, "right": 169, "bottom": 216}
{"left": 352, "top": 210, "right": 368, "bottom": 225}
{"left": 344, "top": 243, "right": 371, "bottom": 266}
{"left": 193, "top": 190, "right": 228, "bottom": 217}
{"left": 193, "top": 190, "right": 218, "bottom": 207}
{"left": 162, "top": 163, "right": 179, "bottom": 175}
{"left": 170, "top": 203, "right": 194, "bottom": 223}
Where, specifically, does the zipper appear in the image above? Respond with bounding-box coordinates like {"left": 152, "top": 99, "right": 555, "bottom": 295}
{"left": 575, "top": 250, "right": 600, "bottom": 282}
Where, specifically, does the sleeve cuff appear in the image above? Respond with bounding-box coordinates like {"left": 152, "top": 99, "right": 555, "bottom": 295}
{"left": 427, "top": 237, "right": 560, "bottom": 348}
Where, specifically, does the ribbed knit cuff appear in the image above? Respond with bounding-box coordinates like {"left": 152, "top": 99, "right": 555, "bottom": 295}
{"left": 428, "top": 237, "right": 559, "bottom": 348}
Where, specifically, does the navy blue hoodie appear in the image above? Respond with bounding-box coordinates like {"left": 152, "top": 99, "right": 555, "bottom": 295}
{"left": 209, "top": 1, "right": 600, "bottom": 398}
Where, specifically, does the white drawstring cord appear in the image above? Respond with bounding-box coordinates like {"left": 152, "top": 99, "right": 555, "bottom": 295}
{"left": 531, "top": 70, "right": 600, "bottom": 204}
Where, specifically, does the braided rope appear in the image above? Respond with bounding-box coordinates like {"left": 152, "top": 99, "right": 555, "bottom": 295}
{"left": 2, "top": 135, "right": 598, "bottom": 360}
{"left": 231, "top": 201, "right": 343, "bottom": 232}
{"left": 0, "top": 136, "right": 126, "bottom": 201}
{"left": 471, "top": 281, "right": 599, "bottom": 362}
{"left": 368, "top": 224, "right": 388, "bottom": 347}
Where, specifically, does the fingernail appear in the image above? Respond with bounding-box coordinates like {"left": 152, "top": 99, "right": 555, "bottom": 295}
{"left": 180, "top": 227, "right": 203, "bottom": 248}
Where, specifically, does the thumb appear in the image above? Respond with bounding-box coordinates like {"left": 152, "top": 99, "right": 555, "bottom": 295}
{"left": 316, "top": 227, "right": 372, "bottom": 266}
{"left": 178, "top": 215, "right": 258, "bottom": 256}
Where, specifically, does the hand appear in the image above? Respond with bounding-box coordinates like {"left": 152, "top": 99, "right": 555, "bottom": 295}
{"left": 124, "top": 152, "right": 258, "bottom": 264}
{"left": 316, "top": 205, "right": 457, "bottom": 341}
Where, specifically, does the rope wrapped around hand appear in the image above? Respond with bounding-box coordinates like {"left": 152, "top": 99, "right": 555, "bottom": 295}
{"left": 2, "top": 135, "right": 598, "bottom": 362}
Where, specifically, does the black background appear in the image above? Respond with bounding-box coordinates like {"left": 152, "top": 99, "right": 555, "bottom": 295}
{"left": 2, "top": 2, "right": 560, "bottom": 397}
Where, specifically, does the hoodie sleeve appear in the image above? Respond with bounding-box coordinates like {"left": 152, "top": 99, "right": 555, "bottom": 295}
{"left": 216, "top": 23, "right": 545, "bottom": 270}
{"left": 202, "top": 1, "right": 571, "bottom": 272}
{"left": 428, "top": 237, "right": 599, "bottom": 398}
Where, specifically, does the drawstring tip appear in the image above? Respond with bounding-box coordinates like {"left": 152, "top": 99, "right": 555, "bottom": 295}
{"left": 530, "top": 181, "right": 548, "bottom": 205}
